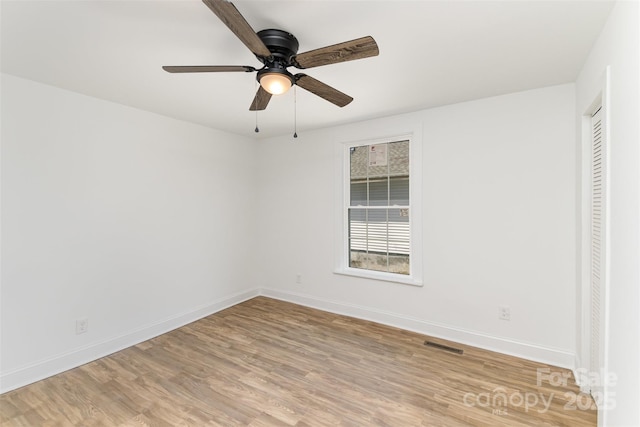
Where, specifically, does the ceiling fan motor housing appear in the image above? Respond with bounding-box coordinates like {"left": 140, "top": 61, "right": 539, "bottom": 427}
{"left": 257, "top": 29, "right": 299, "bottom": 63}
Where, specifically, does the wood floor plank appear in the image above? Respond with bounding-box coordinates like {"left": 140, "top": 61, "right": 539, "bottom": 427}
{"left": 1, "top": 297, "right": 596, "bottom": 426}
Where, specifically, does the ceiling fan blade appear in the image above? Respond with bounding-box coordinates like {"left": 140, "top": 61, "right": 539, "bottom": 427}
{"left": 162, "top": 65, "right": 256, "bottom": 73}
{"left": 202, "top": 0, "right": 272, "bottom": 58}
{"left": 249, "top": 86, "right": 272, "bottom": 111}
{"left": 294, "top": 74, "right": 353, "bottom": 107}
{"left": 292, "top": 36, "right": 379, "bottom": 69}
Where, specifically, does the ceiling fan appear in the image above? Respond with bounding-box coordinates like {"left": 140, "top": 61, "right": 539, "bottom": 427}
{"left": 163, "top": 0, "right": 379, "bottom": 111}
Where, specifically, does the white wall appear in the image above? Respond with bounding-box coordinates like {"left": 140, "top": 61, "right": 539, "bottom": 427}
{"left": 256, "top": 83, "right": 577, "bottom": 368}
{"left": 575, "top": 1, "right": 640, "bottom": 426}
{"left": 0, "top": 74, "right": 259, "bottom": 392}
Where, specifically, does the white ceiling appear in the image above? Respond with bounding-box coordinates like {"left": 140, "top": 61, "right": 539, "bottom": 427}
{"left": 1, "top": 0, "right": 614, "bottom": 139}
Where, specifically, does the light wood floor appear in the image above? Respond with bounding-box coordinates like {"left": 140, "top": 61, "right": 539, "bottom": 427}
{"left": 1, "top": 297, "right": 596, "bottom": 426}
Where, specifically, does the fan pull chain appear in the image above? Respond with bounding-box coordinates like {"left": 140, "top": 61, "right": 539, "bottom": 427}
{"left": 255, "top": 109, "right": 259, "bottom": 133}
{"left": 254, "top": 80, "right": 260, "bottom": 133}
{"left": 293, "top": 85, "right": 298, "bottom": 139}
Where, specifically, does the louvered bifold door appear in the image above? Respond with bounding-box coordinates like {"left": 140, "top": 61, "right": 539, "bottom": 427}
{"left": 590, "top": 106, "right": 606, "bottom": 396}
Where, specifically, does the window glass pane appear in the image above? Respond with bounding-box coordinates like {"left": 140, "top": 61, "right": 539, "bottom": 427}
{"left": 388, "top": 207, "right": 410, "bottom": 224}
{"left": 348, "top": 208, "right": 366, "bottom": 268}
{"left": 368, "top": 179, "right": 389, "bottom": 206}
{"left": 348, "top": 208, "right": 366, "bottom": 253}
{"left": 367, "top": 163, "right": 388, "bottom": 180}
{"left": 360, "top": 249, "right": 389, "bottom": 273}
{"left": 350, "top": 182, "right": 367, "bottom": 205}
{"left": 387, "top": 208, "right": 410, "bottom": 265}
{"left": 350, "top": 146, "right": 368, "bottom": 181}
{"left": 366, "top": 208, "right": 388, "bottom": 228}
{"left": 389, "top": 177, "right": 409, "bottom": 206}
{"left": 389, "top": 140, "right": 410, "bottom": 177}
{"left": 351, "top": 252, "right": 381, "bottom": 273}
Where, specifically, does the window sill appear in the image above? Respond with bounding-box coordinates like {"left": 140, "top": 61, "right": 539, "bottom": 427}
{"left": 333, "top": 267, "right": 423, "bottom": 287}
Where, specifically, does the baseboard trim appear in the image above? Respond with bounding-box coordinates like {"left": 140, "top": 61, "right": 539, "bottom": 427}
{"left": 573, "top": 355, "right": 592, "bottom": 393}
{"left": 1, "top": 287, "right": 576, "bottom": 394}
{"left": 0, "top": 288, "right": 260, "bottom": 394}
{"left": 259, "top": 288, "right": 575, "bottom": 369}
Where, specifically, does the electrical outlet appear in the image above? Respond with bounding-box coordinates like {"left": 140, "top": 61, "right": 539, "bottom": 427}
{"left": 76, "top": 318, "right": 89, "bottom": 334}
{"left": 499, "top": 306, "right": 511, "bottom": 321}
{"left": 296, "top": 274, "right": 302, "bottom": 284}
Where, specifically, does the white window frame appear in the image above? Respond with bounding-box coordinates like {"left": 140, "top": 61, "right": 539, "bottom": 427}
{"left": 334, "top": 132, "right": 423, "bottom": 286}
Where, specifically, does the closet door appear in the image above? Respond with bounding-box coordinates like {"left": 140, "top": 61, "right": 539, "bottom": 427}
{"left": 590, "top": 106, "right": 607, "bottom": 398}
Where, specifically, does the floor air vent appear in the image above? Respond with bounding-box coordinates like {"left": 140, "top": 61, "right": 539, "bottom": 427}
{"left": 424, "top": 341, "right": 464, "bottom": 354}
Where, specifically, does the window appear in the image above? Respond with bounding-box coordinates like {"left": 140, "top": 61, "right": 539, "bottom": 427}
{"left": 335, "top": 134, "right": 422, "bottom": 286}
{"left": 349, "top": 140, "right": 410, "bottom": 274}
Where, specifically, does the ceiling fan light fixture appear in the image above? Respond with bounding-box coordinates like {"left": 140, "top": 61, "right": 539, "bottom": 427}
{"left": 258, "top": 70, "right": 294, "bottom": 95}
